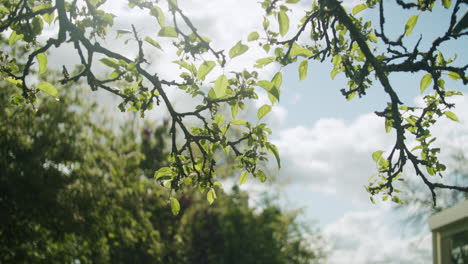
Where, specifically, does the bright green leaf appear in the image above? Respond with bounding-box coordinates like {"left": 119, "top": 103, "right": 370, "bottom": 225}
{"left": 214, "top": 74, "right": 228, "bottom": 98}
{"left": 154, "top": 167, "right": 172, "bottom": 179}
{"left": 158, "top": 26, "right": 178, "bottom": 38}
{"left": 442, "top": 0, "right": 452, "bottom": 8}
{"left": 8, "top": 31, "right": 23, "bottom": 46}
{"left": 420, "top": 73, "right": 432, "bottom": 93}
{"left": 170, "top": 197, "right": 180, "bottom": 215}
{"left": 255, "top": 57, "right": 275, "bottom": 68}
{"left": 231, "top": 120, "right": 247, "bottom": 125}
{"left": 99, "top": 58, "right": 120, "bottom": 69}
{"left": 372, "top": 150, "right": 384, "bottom": 162}
{"left": 299, "top": 60, "right": 308, "bottom": 80}
{"left": 229, "top": 41, "right": 249, "bottom": 59}
{"left": 239, "top": 172, "right": 248, "bottom": 185}
{"left": 278, "top": 10, "right": 289, "bottom": 36}
{"left": 42, "top": 11, "right": 55, "bottom": 25}
{"left": 448, "top": 71, "right": 461, "bottom": 80}
{"left": 231, "top": 103, "right": 239, "bottom": 119}
{"left": 38, "top": 82, "right": 58, "bottom": 97}
{"left": 144, "top": 36, "right": 162, "bottom": 50}
{"left": 405, "top": 15, "right": 419, "bottom": 37}
{"left": 444, "top": 111, "right": 459, "bottom": 121}
{"left": 352, "top": 4, "right": 367, "bottom": 15}
{"left": 257, "top": 170, "right": 267, "bottom": 182}
{"left": 36, "top": 53, "right": 47, "bottom": 74}
{"left": 248, "top": 32, "right": 259, "bottom": 41}
{"left": 150, "top": 6, "right": 165, "bottom": 27}
{"left": 290, "top": 43, "right": 313, "bottom": 57}
{"left": 207, "top": 188, "right": 216, "bottom": 204}
{"left": 257, "top": 104, "right": 272, "bottom": 120}
{"left": 267, "top": 143, "right": 281, "bottom": 168}
{"left": 197, "top": 61, "right": 216, "bottom": 80}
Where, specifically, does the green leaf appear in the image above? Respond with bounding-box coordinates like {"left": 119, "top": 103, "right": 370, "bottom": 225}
{"left": 116, "top": 29, "right": 132, "bottom": 38}
{"left": 8, "top": 31, "right": 23, "bottom": 46}
{"left": 144, "top": 36, "right": 162, "bottom": 50}
{"left": 150, "top": 6, "right": 165, "bottom": 27}
{"left": 404, "top": 15, "right": 419, "bottom": 37}
{"left": 257, "top": 170, "right": 267, "bottom": 182}
{"left": 286, "top": 0, "right": 300, "bottom": 3}
{"left": 257, "top": 80, "right": 272, "bottom": 91}
{"left": 207, "top": 188, "right": 216, "bottom": 204}
{"left": 158, "top": 26, "right": 178, "bottom": 38}
{"left": 99, "top": 58, "right": 120, "bottom": 69}
{"left": 368, "top": 33, "right": 378, "bottom": 43}
{"left": 229, "top": 41, "right": 249, "bottom": 59}
{"left": 231, "top": 120, "right": 247, "bottom": 125}
{"left": 270, "top": 72, "right": 282, "bottom": 102}
{"left": 231, "top": 103, "right": 239, "bottom": 119}
{"left": 385, "top": 119, "right": 392, "bottom": 133}
{"left": 248, "top": 32, "right": 259, "bottom": 41}
{"left": 290, "top": 43, "right": 313, "bottom": 57}
{"left": 170, "top": 197, "right": 180, "bottom": 215}
{"left": 448, "top": 72, "right": 461, "bottom": 80}
{"left": 239, "top": 172, "right": 248, "bottom": 185}
{"left": 391, "top": 196, "right": 403, "bottom": 204}
{"left": 278, "top": 10, "right": 289, "bottom": 36}
{"left": 372, "top": 150, "right": 384, "bottom": 162}
{"left": 420, "top": 73, "right": 432, "bottom": 93}
{"left": 42, "top": 11, "right": 55, "bottom": 25}
{"left": 299, "top": 60, "right": 308, "bottom": 80}
{"left": 38, "top": 82, "right": 58, "bottom": 97}
{"left": 352, "top": 4, "right": 367, "bottom": 15}
{"left": 36, "top": 53, "right": 47, "bottom": 74}
{"left": 154, "top": 167, "right": 173, "bottom": 180}
{"left": 267, "top": 143, "right": 281, "bottom": 168}
{"left": 444, "top": 111, "right": 459, "bottom": 121}
{"left": 197, "top": 61, "right": 216, "bottom": 80}
{"left": 442, "top": 0, "right": 451, "bottom": 8}
{"left": 257, "top": 104, "right": 272, "bottom": 120}
{"left": 254, "top": 57, "right": 275, "bottom": 68}
{"left": 214, "top": 74, "right": 228, "bottom": 98}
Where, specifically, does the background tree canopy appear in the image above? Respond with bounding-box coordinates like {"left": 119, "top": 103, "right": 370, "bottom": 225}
{"left": 0, "top": 74, "right": 326, "bottom": 263}
{"left": 0, "top": 0, "right": 467, "bottom": 206}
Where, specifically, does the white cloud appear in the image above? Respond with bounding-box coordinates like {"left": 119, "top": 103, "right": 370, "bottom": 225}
{"left": 273, "top": 113, "right": 394, "bottom": 203}
{"left": 323, "top": 209, "right": 432, "bottom": 264}
{"left": 273, "top": 95, "right": 468, "bottom": 204}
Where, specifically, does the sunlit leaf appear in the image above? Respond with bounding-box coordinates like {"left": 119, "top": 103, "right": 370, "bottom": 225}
{"left": 239, "top": 172, "right": 248, "bottom": 185}
{"left": 150, "top": 6, "right": 165, "bottom": 27}
{"left": 170, "top": 197, "right": 180, "bottom": 215}
{"left": 38, "top": 82, "right": 58, "bottom": 97}
{"left": 197, "top": 61, "right": 215, "bottom": 80}
{"left": 8, "top": 31, "right": 23, "bottom": 46}
{"left": 207, "top": 188, "right": 216, "bottom": 204}
{"left": 290, "top": 43, "right": 312, "bottom": 57}
{"left": 214, "top": 74, "right": 228, "bottom": 98}
{"left": 100, "top": 58, "right": 120, "bottom": 69}
{"left": 444, "top": 111, "right": 459, "bottom": 121}
{"left": 144, "top": 36, "right": 162, "bottom": 50}
{"left": 420, "top": 73, "right": 432, "bottom": 93}
{"left": 372, "top": 150, "right": 384, "bottom": 162}
{"left": 442, "top": 0, "right": 451, "bottom": 8}
{"left": 299, "top": 60, "right": 308, "bottom": 80}
{"left": 154, "top": 167, "right": 173, "bottom": 180}
{"left": 352, "top": 4, "right": 367, "bottom": 15}
{"left": 229, "top": 41, "right": 249, "bottom": 59}
{"left": 257, "top": 104, "right": 272, "bottom": 120}
{"left": 36, "top": 53, "right": 47, "bottom": 74}
{"left": 278, "top": 10, "right": 289, "bottom": 36}
{"left": 405, "top": 15, "right": 419, "bottom": 36}
{"left": 248, "top": 32, "right": 259, "bottom": 41}
{"left": 158, "top": 26, "right": 178, "bottom": 37}
{"left": 267, "top": 143, "right": 281, "bottom": 168}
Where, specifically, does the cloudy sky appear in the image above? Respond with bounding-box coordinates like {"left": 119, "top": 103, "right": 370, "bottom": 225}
{"left": 32, "top": 0, "right": 468, "bottom": 263}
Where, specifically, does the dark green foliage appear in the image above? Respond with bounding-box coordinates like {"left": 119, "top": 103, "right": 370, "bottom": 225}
{"left": 0, "top": 80, "right": 324, "bottom": 263}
